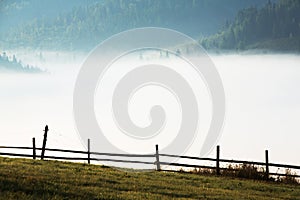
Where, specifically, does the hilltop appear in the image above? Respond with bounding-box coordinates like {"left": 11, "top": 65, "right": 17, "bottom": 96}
{"left": 0, "top": 156, "right": 299, "bottom": 199}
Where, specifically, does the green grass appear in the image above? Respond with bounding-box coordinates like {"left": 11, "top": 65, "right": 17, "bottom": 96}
{"left": 0, "top": 157, "right": 299, "bottom": 199}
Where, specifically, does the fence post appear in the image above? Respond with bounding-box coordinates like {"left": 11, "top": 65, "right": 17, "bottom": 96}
{"left": 265, "top": 150, "right": 269, "bottom": 180}
{"left": 32, "top": 137, "right": 36, "bottom": 160}
{"left": 88, "top": 139, "right": 91, "bottom": 164}
{"left": 41, "top": 125, "right": 49, "bottom": 160}
{"left": 216, "top": 145, "right": 220, "bottom": 175}
{"left": 155, "top": 144, "right": 161, "bottom": 171}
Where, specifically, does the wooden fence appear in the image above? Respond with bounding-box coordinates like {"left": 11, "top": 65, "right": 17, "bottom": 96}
{"left": 0, "top": 138, "right": 299, "bottom": 179}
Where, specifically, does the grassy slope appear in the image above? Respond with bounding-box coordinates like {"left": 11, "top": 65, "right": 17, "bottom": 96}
{"left": 0, "top": 157, "right": 299, "bottom": 200}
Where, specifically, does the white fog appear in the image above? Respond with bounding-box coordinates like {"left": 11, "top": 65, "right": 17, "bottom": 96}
{"left": 0, "top": 51, "right": 299, "bottom": 168}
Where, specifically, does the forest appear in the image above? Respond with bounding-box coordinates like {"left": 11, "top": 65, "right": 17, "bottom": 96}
{"left": 0, "top": 0, "right": 265, "bottom": 51}
{"left": 1, "top": 0, "right": 299, "bottom": 52}
{"left": 201, "top": 0, "right": 300, "bottom": 52}
{"left": 0, "top": 52, "right": 43, "bottom": 73}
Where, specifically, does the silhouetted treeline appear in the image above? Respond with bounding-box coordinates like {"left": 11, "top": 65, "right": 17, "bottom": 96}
{"left": 0, "top": 0, "right": 265, "bottom": 51}
{"left": 201, "top": 0, "right": 300, "bottom": 52}
{"left": 0, "top": 52, "right": 43, "bottom": 73}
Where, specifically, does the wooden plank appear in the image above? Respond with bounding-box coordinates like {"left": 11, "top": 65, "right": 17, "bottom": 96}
{"left": 88, "top": 139, "right": 90, "bottom": 164}
{"left": 0, "top": 152, "right": 36, "bottom": 158}
{"left": 41, "top": 125, "right": 49, "bottom": 160}
{"left": 90, "top": 151, "right": 155, "bottom": 157}
{"left": 269, "top": 172, "right": 300, "bottom": 178}
{"left": 32, "top": 137, "right": 36, "bottom": 160}
{"left": 42, "top": 155, "right": 88, "bottom": 160}
{"left": 155, "top": 144, "right": 161, "bottom": 171}
{"left": 218, "top": 159, "right": 266, "bottom": 166}
{"left": 0, "top": 146, "right": 33, "bottom": 150}
{"left": 36, "top": 147, "right": 87, "bottom": 154}
{"left": 90, "top": 158, "right": 154, "bottom": 165}
{"left": 159, "top": 154, "right": 216, "bottom": 161}
{"left": 216, "top": 145, "right": 220, "bottom": 175}
{"left": 159, "top": 162, "right": 216, "bottom": 169}
{"left": 268, "top": 163, "right": 300, "bottom": 170}
{"left": 265, "top": 150, "right": 269, "bottom": 179}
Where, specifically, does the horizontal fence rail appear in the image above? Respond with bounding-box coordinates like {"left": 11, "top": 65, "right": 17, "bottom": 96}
{"left": 0, "top": 140, "right": 299, "bottom": 179}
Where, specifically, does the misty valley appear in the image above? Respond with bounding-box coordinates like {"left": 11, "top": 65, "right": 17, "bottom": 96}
{"left": 0, "top": 1, "right": 300, "bottom": 198}
{"left": 0, "top": 50, "right": 299, "bottom": 166}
